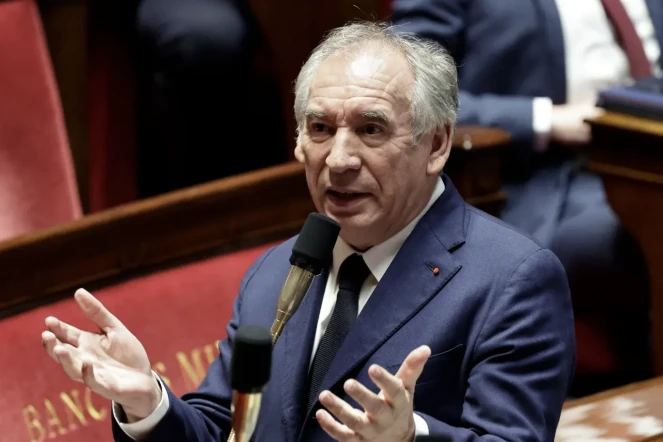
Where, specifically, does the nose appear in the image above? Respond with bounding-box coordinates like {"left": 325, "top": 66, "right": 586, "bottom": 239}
{"left": 326, "top": 130, "right": 361, "bottom": 173}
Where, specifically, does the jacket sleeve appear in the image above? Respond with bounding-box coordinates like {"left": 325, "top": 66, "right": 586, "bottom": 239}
{"left": 417, "top": 249, "right": 576, "bottom": 441}
{"left": 390, "top": 0, "right": 538, "bottom": 146}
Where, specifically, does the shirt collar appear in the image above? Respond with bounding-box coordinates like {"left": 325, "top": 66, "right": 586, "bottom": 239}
{"left": 331, "top": 176, "right": 445, "bottom": 282}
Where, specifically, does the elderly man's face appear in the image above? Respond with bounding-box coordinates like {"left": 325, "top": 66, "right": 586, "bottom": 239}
{"left": 295, "top": 48, "right": 451, "bottom": 249}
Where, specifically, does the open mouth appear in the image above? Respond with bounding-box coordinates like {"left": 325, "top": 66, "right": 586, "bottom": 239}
{"left": 326, "top": 190, "right": 370, "bottom": 206}
{"left": 328, "top": 190, "right": 365, "bottom": 199}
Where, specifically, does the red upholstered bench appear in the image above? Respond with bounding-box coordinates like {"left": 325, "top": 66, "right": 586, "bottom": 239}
{"left": 1, "top": 243, "right": 274, "bottom": 442}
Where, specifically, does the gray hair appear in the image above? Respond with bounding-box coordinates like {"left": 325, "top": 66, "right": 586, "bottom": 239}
{"left": 294, "top": 21, "right": 458, "bottom": 144}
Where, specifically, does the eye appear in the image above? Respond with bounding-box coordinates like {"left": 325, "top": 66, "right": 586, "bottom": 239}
{"left": 362, "top": 124, "right": 384, "bottom": 135}
{"left": 311, "top": 122, "right": 328, "bottom": 133}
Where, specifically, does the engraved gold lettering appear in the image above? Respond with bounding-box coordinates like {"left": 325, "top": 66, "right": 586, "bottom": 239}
{"left": 152, "top": 361, "right": 172, "bottom": 388}
{"left": 60, "top": 389, "right": 87, "bottom": 430}
{"left": 84, "top": 388, "right": 108, "bottom": 421}
{"left": 22, "top": 405, "right": 45, "bottom": 442}
{"left": 44, "top": 399, "right": 67, "bottom": 438}
{"left": 177, "top": 348, "right": 208, "bottom": 390}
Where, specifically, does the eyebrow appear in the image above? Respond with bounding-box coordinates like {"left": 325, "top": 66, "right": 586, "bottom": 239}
{"left": 359, "top": 110, "right": 389, "bottom": 125}
{"left": 303, "top": 109, "right": 390, "bottom": 125}
{"left": 304, "top": 110, "right": 327, "bottom": 121}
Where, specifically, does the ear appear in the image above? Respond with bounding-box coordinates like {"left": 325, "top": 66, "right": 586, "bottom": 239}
{"left": 426, "top": 124, "right": 453, "bottom": 176}
{"left": 294, "top": 135, "right": 305, "bottom": 163}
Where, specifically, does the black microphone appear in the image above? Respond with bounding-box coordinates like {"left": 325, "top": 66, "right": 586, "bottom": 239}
{"left": 227, "top": 213, "right": 339, "bottom": 442}
{"left": 270, "top": 212, "right": 340, "bottom": 340}
{"left": 229, "top": 325, "right": 272, "bottom": 442}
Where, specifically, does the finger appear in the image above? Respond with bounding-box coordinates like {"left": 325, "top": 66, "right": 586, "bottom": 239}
{"left": 42, "top": 331, "right": 62, "bottom": 363}
{"left": 344, "top": 379, "right": 387, "bottom": 421}
{"left": 394, "top": 345, "right": 431, "bottom": 390}
{"left": 316, "top": 409, "right": 357, "bottom": 442}
{"left": 45, "top": 316, "right": 81, "bottom": 347}
{"left": 54, "top": 343, "right": 83, "bottom": 382}
{"left": 75, "top": 288, "right": 121, "bottom": 332}
{"left": 319, "top": 390, "right": 369, "bottom": 435}
{"left": 368, "top": 365, "right": 407, "bottom": 408}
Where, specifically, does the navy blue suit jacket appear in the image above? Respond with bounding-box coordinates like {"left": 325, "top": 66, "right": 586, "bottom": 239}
{"left": 390, "top": 0, "right": 663, "bottom": 246}
{"left": 113, "top": 177, "right": 575, "bottom": 442}
{"left": 391, "top": 0, "right": 663, "bottom": 147}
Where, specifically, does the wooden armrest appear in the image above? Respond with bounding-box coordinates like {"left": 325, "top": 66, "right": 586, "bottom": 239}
{"left": 452, "top": 125, "right": 511, "bottom": 150}
{"left": 0, "top": 162, "right": 315, "bottom": 316}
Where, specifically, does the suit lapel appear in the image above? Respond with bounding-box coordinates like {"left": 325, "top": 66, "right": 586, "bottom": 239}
{"left": 645, "top": 0, "right": 663, "bottom": 65}
{"left": 303, "top": 176, "right": 466, "bottom": 418}
{"left": 280, "top": 269, "right": 328, "bottom": 442}
{"left": 532, "top": 0, "right": 567, "bottom": 103}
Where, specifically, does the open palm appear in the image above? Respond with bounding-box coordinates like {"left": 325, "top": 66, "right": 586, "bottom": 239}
{"left": 41, "top": 288, "right": 160, "bottom": 419}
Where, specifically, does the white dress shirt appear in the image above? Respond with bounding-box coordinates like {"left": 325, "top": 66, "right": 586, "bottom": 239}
{"left": 533, "top": 0, "right": 661, "bottom": 147}
{"left": 115, "top": 177, "right": 446, "bottom": 440}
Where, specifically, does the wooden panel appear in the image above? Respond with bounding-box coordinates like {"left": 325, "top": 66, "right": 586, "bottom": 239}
{"left": 0, "top": 162, "right": 314, "bottom": 316}
{"left": 586, "top": 113, "right": 663, "bottom": 375}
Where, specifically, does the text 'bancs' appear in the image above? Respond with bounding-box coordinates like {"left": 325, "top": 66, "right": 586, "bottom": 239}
{"left": 22, "top": 340, "right": 221, "bottom": 442}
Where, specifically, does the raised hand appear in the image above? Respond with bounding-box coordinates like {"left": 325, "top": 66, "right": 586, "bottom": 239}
{"left": 41, "top": 288, "right": 161, "bottom": 421}
{"left": 316, "top": 345, "right": 431, "bottom": 442}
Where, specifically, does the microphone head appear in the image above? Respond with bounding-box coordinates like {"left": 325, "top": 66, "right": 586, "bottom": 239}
{"left": 291, "top": 213, "right": 340, "bottom": 274}
{"left": 230, "top": 325, "right": 273, "bottom": 392}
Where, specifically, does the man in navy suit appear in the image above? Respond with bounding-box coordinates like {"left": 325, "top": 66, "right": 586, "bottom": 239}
{"left": 391, "top": 0, "right": 660, "bottom": 392}
{"left": 40, "top": 22, "right": 575, "bottom": 441}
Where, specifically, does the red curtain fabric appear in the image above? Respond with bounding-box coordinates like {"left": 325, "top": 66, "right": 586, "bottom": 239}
{"left": 0, "top": 0, "right": 81, "bottom": 241}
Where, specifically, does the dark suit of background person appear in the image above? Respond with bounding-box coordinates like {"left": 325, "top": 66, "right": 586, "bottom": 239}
{"left": 112, "top": 176, "right": 576, "bottom": 442}
{"left": 390, "top": 0, "right": 663, "bottom": 393}
{"left": 134, "top": 0, "right": 287, "bottom": 198}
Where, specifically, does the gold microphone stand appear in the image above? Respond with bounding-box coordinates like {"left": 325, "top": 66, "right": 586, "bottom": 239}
{"left": 227, "top": 266, "right": 315, "bottom": 442}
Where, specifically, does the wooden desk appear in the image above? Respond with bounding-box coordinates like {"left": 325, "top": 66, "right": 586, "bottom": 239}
{"left": 587, "top": 113, "right": 663, "bottom": 374}
{"left": 558, "top": 377, "right": 663, "bottom": 441}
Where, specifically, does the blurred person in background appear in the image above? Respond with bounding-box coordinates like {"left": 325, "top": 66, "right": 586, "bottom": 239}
{"left": 391, "top": 0, "right": 662, "bottom": 395}
{"left": 135, "top": 0, "right": 287, "bottom": 198}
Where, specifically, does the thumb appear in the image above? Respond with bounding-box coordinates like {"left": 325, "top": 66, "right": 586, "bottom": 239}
{"left": 75, "top": 288, "right": 122, "bottom": 332}
{"left": 395, "top": 345, "right": 431, "bottom": 391}
{"left": 81, "top": 359, "right": 103, "bottom": 392}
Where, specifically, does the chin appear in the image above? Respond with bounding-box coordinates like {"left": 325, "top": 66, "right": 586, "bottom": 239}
{"left": 333, "top": 213, "right": 378, "bottom": 237}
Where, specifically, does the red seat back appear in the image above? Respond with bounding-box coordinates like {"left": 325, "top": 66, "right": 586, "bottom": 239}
{"left": 0, "top": 0, "right": 81, "bottom": 241}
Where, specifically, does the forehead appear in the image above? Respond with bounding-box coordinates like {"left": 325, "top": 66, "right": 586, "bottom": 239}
{"left": 307, "top": 47, "right": 414, "bottom": 115}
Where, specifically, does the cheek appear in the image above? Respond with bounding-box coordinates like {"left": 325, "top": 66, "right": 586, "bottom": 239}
{"left": 302, "top": 141, "right": 328, "bottom": 165}
{"left": 302, "top": 143, "right": 328, "bottom": 188}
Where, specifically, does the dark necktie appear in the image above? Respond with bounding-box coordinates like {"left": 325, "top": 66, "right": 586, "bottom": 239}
{"left": 600, "top": 0, "right": 653, "bottom": 79}
{"left": 306, "top": 253, "right": 371, "bottom": 413}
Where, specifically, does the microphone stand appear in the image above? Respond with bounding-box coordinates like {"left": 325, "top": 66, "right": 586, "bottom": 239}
{"left": 227, "top": 265, "right": 316, "bottom": 442}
